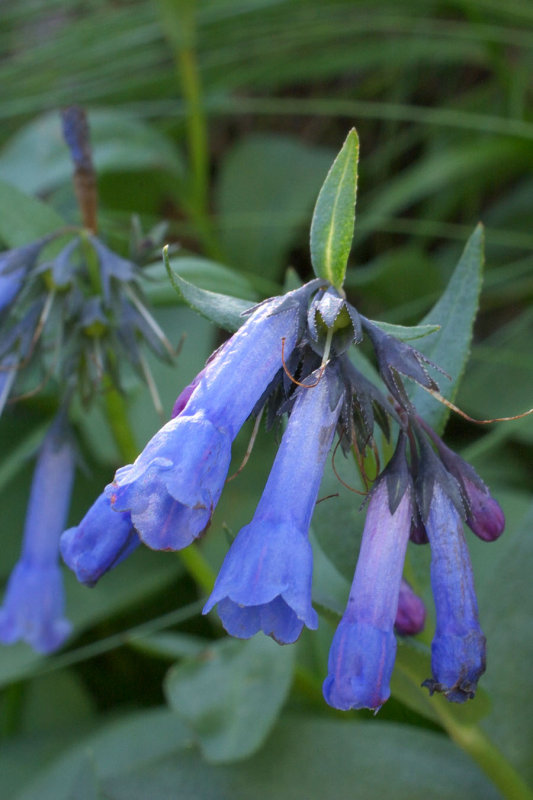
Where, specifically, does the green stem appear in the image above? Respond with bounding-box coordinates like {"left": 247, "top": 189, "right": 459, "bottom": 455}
{"left": 156, "top": 0, "right": 223, "bottom": 260}
{"left": 435, "top": 706, "right": 533, "bottom": 800}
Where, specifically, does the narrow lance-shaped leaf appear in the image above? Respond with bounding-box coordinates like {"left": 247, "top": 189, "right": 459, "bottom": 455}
{"left": 310, "top": 128, "right": 359, "bottom": 289}
{"left": 0, "top": 178, "right": 65, "bottom": 247}
{"left": 408, "top": 224, "right": 484, "bottom": 433}
{"left": 163, "top": 246, "right": 253, "bottom": 332}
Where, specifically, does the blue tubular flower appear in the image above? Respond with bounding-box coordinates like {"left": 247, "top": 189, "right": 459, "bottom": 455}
{"left": 109, "top": 298, "right": 302, "bottom": 551}
{"left": 423, "top": 485, "right": 486, "bottom": 702}
{"left": 323, "top": 456, "right": 413, "bottom": 711}
{"left": 0, "top": 422, "right": 75, "bottom": 653}
{"left": 203, "top": 367, "right": 342, "bottom": 644}
{"left": 60, "top": 493, "right": 139, "bottom": 587}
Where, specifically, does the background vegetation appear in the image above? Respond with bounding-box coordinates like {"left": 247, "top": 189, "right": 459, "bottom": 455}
{"left": 1, "top": 1, "right": 533, "bottom": 797}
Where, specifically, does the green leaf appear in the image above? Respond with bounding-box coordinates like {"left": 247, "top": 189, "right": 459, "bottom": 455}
{"left": 476, "top": 500, "right": 533, "bottom": 784}
{"left": 369, "top": 319, "right": 440, "bottom": 342}
{"left": 409, "top": 224, "right": 484, "bottom": 433}
{"left": 310, "top": 128, "right": 359, "bottom": 289}
{"left": 100, "top": 716, "right": 499, "bottom": 800}
{"left": 163, "top": 247, "right": 254, "bottom": 332}
{"left": 164, "top": 636, "right": 295, "bottom": 764}
{"left": 215, "top": 134, "right": 335, "bottom": 280}
{"left": 0, "top": 109, "right": 183, "bottom": 196}
{"left": 143, "top": 255, "right": 259, "bottom": 306}
{"left": 13, "top": 708, "right": 192, "bottom": 800}
{"left": 0, "top": 178, "right": 65, "bottom": 247}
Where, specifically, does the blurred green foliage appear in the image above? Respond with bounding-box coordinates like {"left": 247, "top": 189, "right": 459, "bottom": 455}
{"left": 1, "top": 0, "right": 533, "bottom": 798}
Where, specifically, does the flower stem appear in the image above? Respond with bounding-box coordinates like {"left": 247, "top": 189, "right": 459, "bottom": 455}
{"left": 436, "top": 705, "right": 533, "bottom": 800}
{"left": 156, "top": 0, "right": 223, "bottom": 260}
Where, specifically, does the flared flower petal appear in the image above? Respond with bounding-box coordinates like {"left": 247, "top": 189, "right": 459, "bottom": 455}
{"left": 204, "top": 367, "right": 342, "bottom": 643}
{"left": 0, "top": 561, "right": 71, "bottom": 653}
{"left": 110, "top": 298, "right": 301, "bottom": 550}
{"left": 323, "top": 481, "right": 412, "bottom": 711}
{"left": 61, "top": 493, "right": 139, "bottom": 586}
{"left": 423, "top": 485, "right": 486, "bottom": 702}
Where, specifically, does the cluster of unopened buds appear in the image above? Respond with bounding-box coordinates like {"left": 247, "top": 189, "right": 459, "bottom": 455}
{"left": 61, "top": 278, "right": 505, "bottom": 711}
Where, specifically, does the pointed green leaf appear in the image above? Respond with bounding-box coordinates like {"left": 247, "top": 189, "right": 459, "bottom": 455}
{"left": 0, "top": 178, "right": 65, "bottom": 247}
{"left": 310, "top": 128, "right": 359, "bottom": 289}
{"left": 369, "top": 320, "right": 440, "bottom": 342}
{"left": 164, "top": 636, "right": 295, "bottom": 764}
{"left": 409, "top": 224, "right": 484, "bottom": 433}
{"left": 163, "top": 246, "right": 253, "bottom": 331}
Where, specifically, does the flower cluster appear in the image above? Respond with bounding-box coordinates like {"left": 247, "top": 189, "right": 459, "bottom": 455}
{"left": 0, "top": 107, "right": 176, "bottom": 651}
{"left": 61, "top": 277, "right": 504, "bottom": 709}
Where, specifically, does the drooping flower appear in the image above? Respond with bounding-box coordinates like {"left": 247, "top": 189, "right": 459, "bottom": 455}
{"left": 108, "top": 291, "right": 306, "bottom": 551}
{"left": 0, "top": 420, "right": 75, "bottom": 653}
{"left": 60, "top": 493, "right": 139, "bottom": 587}
{"left": 422, "top": 484, "right": 486, "bottom": 702}
{"left": 203, "top": 366, "right": 342, "bottom": 643}
{"left": 0, "top": 239, "right": 50, "bottom": 313}
{"left": 323, "top": 439, "right": 413, "bottom": 710}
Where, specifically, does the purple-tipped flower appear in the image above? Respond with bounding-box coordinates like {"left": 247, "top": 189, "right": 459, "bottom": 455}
{"left": 0, "top": 422, "right": 75, "bottom": 653}
{"left": 203, "top": 367, "right": 342, "bottom": 643}
{"left": 395, "top": 579, "right": 426, "bottom": 636}
{"left": 463, "top": 478, "right": 505, "bottom": 542}
{"left": 427, "top": 433, "right": 505, "bottom": 543}
{"left": 323, "top": 455, "right": 413, "bottom": 711}
{"left": 109, "top": 297, "right": 301, "bottom": 551}
{"left": 60, "top": 493, "right": 139, "bottom": 587}
{"left": 423, "top": 485, "right": 486, "bottom": 702}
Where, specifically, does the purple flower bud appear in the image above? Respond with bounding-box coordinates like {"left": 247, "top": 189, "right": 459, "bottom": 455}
{"left": 463, "top": 477, "right": 505, "bottom": 542}
{"left": 395, "top": 579, "right": 426, "bottom": 636}
{"left": 109, "top": 298, "right": 301, "bottom": 551}
{"left": 60, "top": 493, "right": 139, "bottom": 587}
{"left": 426, "top": 432, "right": 505, "bottom": 543}
{"left": 203, "top": 368, "right": 342, "bottom": 643}
{"left": 61, "top": 107, "right": 93, "bottom": 172}
{"left": 423, "top": 485, "right": 486, "bottom": 703}
{"left": 323, "top": 481, "right": 413, "bottom": 711}
{"left": 0, "top": 423, "right": 75, "bottom": 653}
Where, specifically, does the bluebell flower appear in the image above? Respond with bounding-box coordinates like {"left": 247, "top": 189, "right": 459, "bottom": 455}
{"left": 395, "top": 579, "right": 426, "bottom": 636}
{"left": 423, "top": 485, "right": 486, "bottom": 702}
{"left": 0, "top": 421, "right": 75, "bottom": 653}
{"left": 203, "top": 366, "right": 342, "bottom": 643}
{"left": 108, "top": 296, "right": 302, "bottom": 551}
{"left": 323, "top": 445, "right": 413, "bottom": 711}
{"left": 60, "top": 493, "right": 139, "bottom": 587}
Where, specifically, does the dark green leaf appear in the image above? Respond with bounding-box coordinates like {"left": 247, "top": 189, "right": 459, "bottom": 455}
{"left": 163, "top": 247, "right": 254, "bottom": 331}
{"left": 164, "top": 635, "right": 295, "bottom": 763}
{"left": 310, "top": 128, "right": 359, "bottom": 289}
{"left": 101, "top": 715, "right": 499, "bottom": 800}
{"left": 369, "top": 320, "right": 440, "bottom": 341}
{"left": 409, "top": 224, "right": 484, "bottom": 433}
{"left": 0, "top": 178, "right": 65, "bottom": 247}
